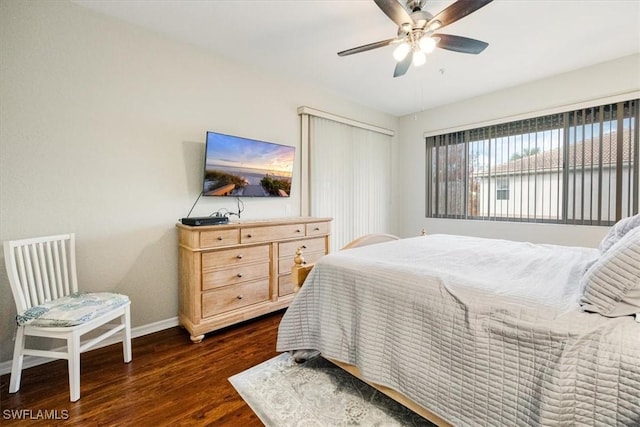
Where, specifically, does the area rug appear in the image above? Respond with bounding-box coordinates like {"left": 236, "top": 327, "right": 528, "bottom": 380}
{"left": 229, "top": 352, "right": 434, "bottom": 426}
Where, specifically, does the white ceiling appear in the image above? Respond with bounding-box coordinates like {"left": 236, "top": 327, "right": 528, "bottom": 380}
{"left": 72, "top": 0, "right": 640, "bottom": 117}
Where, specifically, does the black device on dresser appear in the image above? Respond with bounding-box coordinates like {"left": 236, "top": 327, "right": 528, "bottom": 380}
{"left": 180, "top": 216, "right": 229, "bottom": 226}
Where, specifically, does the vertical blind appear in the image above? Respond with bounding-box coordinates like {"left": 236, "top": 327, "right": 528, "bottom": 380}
{"left": 426, "top": 99, "right": 639, "bottom": 225}
{"left": 306, "top": 116, "right": 393, "bottom": 252}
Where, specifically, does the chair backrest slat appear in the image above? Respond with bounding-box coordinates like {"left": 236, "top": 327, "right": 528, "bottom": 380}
{"left": 23, "top": 245, "right": 41, "bottom": 307}
{"left": 36, "top": 242, "right": 52, "bottom": 302}
{"left": 70, "top": 236, "right": 78, "bottom": 293}
{"left": 4, "top": 234, "right": 78, "bottom": 313}
{"left": 62, "top": 236, "right": 76, "bottom": 294}
{"left": 48, "top": 240, "right": 63, "bottom": 299}
{"left": 13, "top": 246, "right": 31, "bottom": 310}
{"left": 44, "top": 241, "right": 57, "bottom": 300}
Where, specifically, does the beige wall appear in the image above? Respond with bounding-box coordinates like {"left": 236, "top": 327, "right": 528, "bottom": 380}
{"left": 0, "top": 1, "right": 398, "bottom": 365}
{"left": 397, "top": 54, "right": 640, "bottom": 246}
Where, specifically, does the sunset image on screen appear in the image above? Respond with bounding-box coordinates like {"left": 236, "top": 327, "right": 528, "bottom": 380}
{"left": 203, "top": 132, "right": 295, "bottom": 197}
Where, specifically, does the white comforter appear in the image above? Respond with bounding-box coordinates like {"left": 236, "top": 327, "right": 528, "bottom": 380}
{"left": 277, "top": 235, "right": 640, "bottom": 426}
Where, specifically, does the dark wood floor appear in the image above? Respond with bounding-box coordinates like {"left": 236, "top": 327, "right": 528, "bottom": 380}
{"left": 0, "top": 310, "right": 285, "bottom": 426}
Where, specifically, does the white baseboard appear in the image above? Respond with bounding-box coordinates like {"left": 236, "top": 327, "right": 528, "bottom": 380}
{"left": 0, "top": 317, "right": 180, "bottom": 376}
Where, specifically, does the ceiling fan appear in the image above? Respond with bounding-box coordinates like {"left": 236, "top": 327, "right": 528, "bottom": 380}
{"left": 338, "top": 0, "right": 494, "bottom": 77}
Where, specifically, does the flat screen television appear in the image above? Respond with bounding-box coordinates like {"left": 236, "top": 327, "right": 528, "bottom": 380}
{"left": 203, "top": 131, "right": 295, "bottom": 197}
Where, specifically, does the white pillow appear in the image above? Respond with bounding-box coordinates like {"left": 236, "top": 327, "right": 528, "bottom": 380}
{"left": 581, "top": 226, "right": 640, "bottom": 317}
{"left": 599, "top": 213, "right": 640, "bottom": 253}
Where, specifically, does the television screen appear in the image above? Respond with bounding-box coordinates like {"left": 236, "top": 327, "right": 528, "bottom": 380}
{"left": 203, "top": 131, "right": 295, "bottom": 197}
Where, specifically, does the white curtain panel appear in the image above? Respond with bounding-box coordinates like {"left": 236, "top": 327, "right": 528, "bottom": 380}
{"left": 309, "top": 116, "right": 392, "bottom": 252}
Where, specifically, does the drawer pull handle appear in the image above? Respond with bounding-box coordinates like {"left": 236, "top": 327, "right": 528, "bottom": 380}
{"left": 237, "top": 254, "right": 243, "bottom": 259}
{"left": 237, "top": 273, "right": 243, "bottom": 278}
{"left": 217, "top": 236, "right": 223, "bottom": 241}
{"left": 237, "top": 295, "right": 243, "bottom": 300}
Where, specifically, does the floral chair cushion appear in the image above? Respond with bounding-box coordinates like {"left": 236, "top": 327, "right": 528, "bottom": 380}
{"left": 16, "top": 292, "right": 129, "bottom": 327}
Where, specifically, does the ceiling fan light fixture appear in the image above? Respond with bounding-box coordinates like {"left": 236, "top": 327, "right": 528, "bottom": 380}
{"left": 426, "top": 19, "right": 442, "bottom": 32}
{"left": 412, "top": 50, "right": 426, "bottom": 67}
{"left": 393, "top": 42, "right": 411, "bottom": 62}
{"left": 419, "top": 36, "right": 437, "bottom": 53}
{"left": 337, "top": 0, "right": 493, "bottom": 78}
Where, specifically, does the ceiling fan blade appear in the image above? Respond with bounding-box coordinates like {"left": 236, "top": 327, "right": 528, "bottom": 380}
{"left": 429, "top": 0, "right": 493, "bottom": 29}
{"left": 338, "top": 38, "right": 397, "bottom": 57}
{"left": 436, "top": 34, "right": 488, "bottom": 54}
{"left": 393, "top": 54, "right": 412, "bottom": 78}
{"left": 374, "top": 0, "right": 414, "bottom": 27}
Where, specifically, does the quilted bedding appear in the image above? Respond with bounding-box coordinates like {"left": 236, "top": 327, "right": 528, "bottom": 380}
{"left": 276, "top": 234, "right": 640, "bottom": 426}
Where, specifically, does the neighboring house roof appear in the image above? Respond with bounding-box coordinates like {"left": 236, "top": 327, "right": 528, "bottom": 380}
{"left": 475, "top": 131, "right": 634, "bottom": 177}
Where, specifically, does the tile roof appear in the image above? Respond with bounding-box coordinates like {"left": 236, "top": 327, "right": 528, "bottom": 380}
{"left": 476, "top": 131, "right": 635, "bottom": 176}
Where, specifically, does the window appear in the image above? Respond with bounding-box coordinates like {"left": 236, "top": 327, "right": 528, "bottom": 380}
{"left": 496, "top": 179, "right": 509, "bottom": 200}
{"left": 426, "top": 99, "right": 639, "bottom": 225}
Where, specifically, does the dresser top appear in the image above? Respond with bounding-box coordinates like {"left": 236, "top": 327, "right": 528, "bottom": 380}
{"left": 176, "top": 216, "right": 332, "bottom": 231}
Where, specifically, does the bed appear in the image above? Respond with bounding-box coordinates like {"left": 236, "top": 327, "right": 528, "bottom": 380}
{"left": 276, "top": 218, "right": 640, "bottom": 426}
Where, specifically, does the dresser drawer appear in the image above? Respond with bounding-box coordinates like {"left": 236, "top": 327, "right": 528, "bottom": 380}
{"left": 241, "top": 224, "right": 305, "bottom": 244}
{"left": 306, "top": 222, "right": 330, "bottom": 236}
{"left": 279, "top": 237, "right": 326, "bottom": 260}
{"left": 202, "top": 279, "right": 269, "bottom": 317}
{"left": 200, "top": 229, "right": 239, "bottom": 248}
{"left": 202, "top": 261, "right": 270, "bottom": 291}
{"left": 279, "top": 250, "right": 325, "bottom": 275}
{"left": 202, "top": 245, "right": 269, "bottom": 269}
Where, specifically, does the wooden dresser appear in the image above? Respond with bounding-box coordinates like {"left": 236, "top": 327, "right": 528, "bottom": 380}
{"left": 177, "top": 217, "right": 331, "bottom": 342}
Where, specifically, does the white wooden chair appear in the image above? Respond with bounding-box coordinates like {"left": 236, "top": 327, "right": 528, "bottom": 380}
{"left": 4, "top": 233, "right": 132, "bottom": 402}
{"left": 340, "top": 233, "right": 401, "bottom": 250}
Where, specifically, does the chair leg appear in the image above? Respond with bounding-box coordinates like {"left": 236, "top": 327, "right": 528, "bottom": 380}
{"left": 9, "top": 327, "right": 25, "bottom": 393}
{"left": 122, "top": 305, "right": 132, "bottom": 363}
{"left": 68, "top": 333, "right": 81, "bottom": 402}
